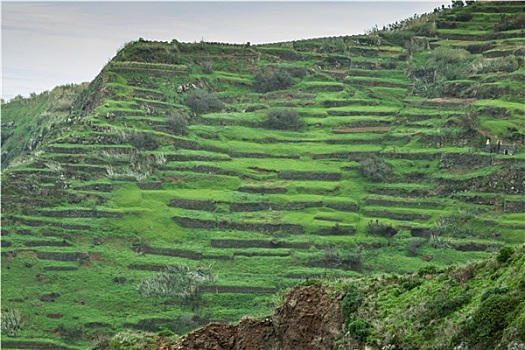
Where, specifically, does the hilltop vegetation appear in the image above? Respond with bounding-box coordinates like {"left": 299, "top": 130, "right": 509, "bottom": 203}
{"left": 1, "top": 1, "right": 524, "bottom": 348}
{"left": 82, "top": 244, "right": 525, "bottom": 349}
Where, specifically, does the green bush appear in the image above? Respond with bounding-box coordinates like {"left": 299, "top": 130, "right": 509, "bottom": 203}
{"left": 264, "top": 109, "right": 304, "bottom": 131}
{"left": 367, "top": 220, "right": 398, "bottom": 238}
{"left": 128, "top": 132, "right": 160, "bottom": 150}
{"left": 347, "top": 318, "right": 372, "bottom": 343}
{"left": 341, "top": 285, "right": 363, "bottom": 317}
{"left": 408, "top": 47, "right": 482, "bottom": 97}
{"left": 358, "top": 156, "right": 393, "bottom": 182}
{"left": 406, "top": 238, "right": 426, "bottom": 257}
{"left": 184, "top": 89, "right": 223, "bottom": 114}
{"left": 252, "top": 68, "right": 294, "bottom": 93}
{"left": 465, "top": 293, "right": 520, "bottom": 348}
{"left": 166, "top": 112, "right": 189, "bottom": 135}
{"left": 497, "top": 246, "right": 514, "bottom": 264}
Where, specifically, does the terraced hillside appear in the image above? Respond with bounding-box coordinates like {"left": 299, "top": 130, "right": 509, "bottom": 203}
{"left": 1, "top": 1, "right": 524, "bottom": 348}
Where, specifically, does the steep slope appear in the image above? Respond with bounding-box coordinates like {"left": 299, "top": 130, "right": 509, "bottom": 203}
{"left": 90, "top": 245, "right": 525, "bottom": 349}
{"left": 1, "top": 84, "right": 88, "bottom": 169}
{"left": 1, "top": 1, "right": 524, "bottom": 348}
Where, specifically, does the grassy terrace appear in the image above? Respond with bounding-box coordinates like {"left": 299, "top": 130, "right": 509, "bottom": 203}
{"left": 1, "top": 1, "right": 524, "bottom": 347}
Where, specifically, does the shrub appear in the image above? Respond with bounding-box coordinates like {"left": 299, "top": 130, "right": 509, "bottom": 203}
{"left": 359, "top": 156, "right": 392, "bottom": 182}
{"left": 264, "top": 109, "right": 304, "bottom": 131}
{"left": 482, "top": 56, "right": 519, "bottom": 73}
{"left": 128, "top": 132, "right": 160, "bottom": 150}
{"left": 367, "top": 220, "right": 398, "bottom": 238}
{"left": 408, "top": 47, "right": 482, "bottom": 97}
{"left": 166, "top": 112, "right": 189, "bottom": 135}
{"left": 184, "top": 89, "right": 223, "bottom": 114}
{"left": 1, "top": 308, "right": 22, "bottom": 337}
{"left": 465, "top": 293, "right": 520, "bottom": 348}
{"left": 252, "top": 68, "right": 294, "bottom": 93}
{"left": 406, "top": 238, "right": 426, "bottom": 257}
{"left": 418, "top": 265, "right": 441, "bottom": 276}
{"left": 497, "top": 246, "right": 514, "bottom": 264}
{"left": 347, "top": 318, "right": 372, "bottom": 343}
{"left": 138, "top": 265, "right": 216, "bottom": 300}
{"left": 341, "top": 285, "right": 363, "bottom": 317}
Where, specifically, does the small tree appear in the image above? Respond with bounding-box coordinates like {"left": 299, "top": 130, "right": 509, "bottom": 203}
{"left": 166, "top": 112, "right": 189, "bottom": 135}
{"left": 184, "top": 89, "right": 223, "bottom": 115}
{"left": 264, "top": 109, "right": 304, "bottom": 131}
{"left": 359, "top": 156, "right": 393, "bottom": 182}
{"left": 128, "top": 131, "right": 160, "bottom": 150}
{"left": 367, "top": 220, "right": 398, "bottom": 238}
{"left": 252, "top": 68, "right": 293, "bottom": 93}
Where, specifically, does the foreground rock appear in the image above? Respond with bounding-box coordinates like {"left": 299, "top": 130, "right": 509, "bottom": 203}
{"left": 172, "top": 285, "right": 343, "bottom": 350}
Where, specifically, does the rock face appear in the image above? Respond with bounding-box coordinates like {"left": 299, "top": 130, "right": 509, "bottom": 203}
{"left": 173, "top": 285, "right": 343, "bottom": 350}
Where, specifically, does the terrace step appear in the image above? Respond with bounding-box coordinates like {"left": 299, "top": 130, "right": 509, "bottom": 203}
{"left": 363, "top": 210, "right": 431, "bottom": 221}
{"left": 38, "top": 209, "right": 124, "bottom": 218}
{"left": 173, "top": 217, "right": 305, "bottom": 234}
{"left": 134, "top": 246, "right": 205, "bottom": 260}
{"left": 277, "top": 171, "right": 341, "bottom": 181}
{"left": 11, "top": 216, "right": 91, "bottom": 230}
{"left": 211, "top": 239, "right": 310, "bottom": 249}
{"left": 364, "top": 198, "right": 443, "bottom": 209}
{"left": 0, "top": 341, "right": 72, "bottom": 350}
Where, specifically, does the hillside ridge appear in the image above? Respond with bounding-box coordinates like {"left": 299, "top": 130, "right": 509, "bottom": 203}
{"left": 1, "top": 1, "right": 524, "bottom": 348}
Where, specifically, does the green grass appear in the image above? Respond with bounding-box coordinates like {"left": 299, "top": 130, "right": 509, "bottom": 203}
{"left": 2, "top": 2, "right": 524, "bottom": 346}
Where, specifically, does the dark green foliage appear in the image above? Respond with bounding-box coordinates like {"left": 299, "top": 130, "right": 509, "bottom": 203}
{"left": 497, "top": 246, "right": 514, "bottom": 264}
{"left": 347, "top": 318, "right": 372, "bottom": 342}
{"left": 406, "top": 238, "right": 426, "bottom": 257}
{"left": 367, "top": 220, "right": 397, "bottom": 238}
{"left": 184, "top": 89, "right": 224, "bottom": 114}
{"left": 128, "top": 131, "right": 160, "bottom": 150}
{"left": 418, "top": 265, "right": 442, "bottom": 276}
{"left": 341, "top": 286, "right": 372, "bottom": 343}
{"left": 166, "top": 112, "right": 189, "bottom": 135}
{"left": 464, "top": 293, "right": 520, "bottom": 348}
{"left": 264, "top": 109, "right": 304, "bottom": 131}
{"left": 494, "top": 13, "right": 525, "bottom": 32}
{"left": 424, "top": 292, "right": 471, "bottom": 323}
{"left": 252, "top": 68, "right": 294, "bottom": 93}
{"left": 341, "top": 285, "right": 363, "bottom": 317}
{"left": 56, "top": 324, "right": 84, "bottom": 343}
{"left": 408, "top": 47, "right": 482, "bottom": 97}
{"left": 158, "top": 329, "right": 176, "bottom": 337}
{"left": 482, "top": 55, "right": 519, "bottom": 73}
{"left": 308, "top": 245, "right": 362, "bottom": 271}
{"left": 359, "top": 156, "right": 393, "bottom": 182}
{"left": 480, "top": 286, "right": 509, "bottom": 303}
{"left": 455, "top": 11, "right": 473, "bottom": 22}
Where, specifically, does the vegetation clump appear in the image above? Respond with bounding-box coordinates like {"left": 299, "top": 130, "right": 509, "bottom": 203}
{"left": 367, "top": 220, "right": 397, "bottom": 238}
{"left": 127, "top": 131, "right": 160, "bottom": 150}
{"left": 166, "top": 112, "right": 189, "bottom": 135}
{"left": 252, "top": 68, "right": 294, "bottom": 93}
{"left": 1, "top": 308, "right": 23, "bottom": 337}
{"left": 264, "top": 109, "right": 304, "bottom": 131}
{"left": 184, "top": 89, "right": 224, "bottom": 114}
{"left": 138, "top": 265, "right": 216, "bottom": 301}
{"left": 358, "top": 156, "right": 393, "bottom": 182}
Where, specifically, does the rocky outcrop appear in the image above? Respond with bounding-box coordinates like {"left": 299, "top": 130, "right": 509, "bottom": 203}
{"left": 173, "top": 285, "right": 343, "bottom": 350}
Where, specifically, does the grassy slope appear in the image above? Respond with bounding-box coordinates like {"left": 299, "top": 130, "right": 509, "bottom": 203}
{"left": 81, "top": 244, "right": 525, "bottom": 349}
{"left": 1, "top": 1, "right": 524, "bottom": 348}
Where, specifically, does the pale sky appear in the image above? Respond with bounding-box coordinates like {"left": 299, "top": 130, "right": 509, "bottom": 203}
{"left": 1, "top": 1, "right": 449, "bottom": 100}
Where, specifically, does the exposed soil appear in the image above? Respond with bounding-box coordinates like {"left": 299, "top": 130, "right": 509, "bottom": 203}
{"left": 172, "top": 285, "right": 343, "bottom": 350}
